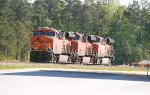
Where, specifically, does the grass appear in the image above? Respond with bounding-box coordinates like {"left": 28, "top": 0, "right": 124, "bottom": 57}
{"left": 0, "top": 63, "right": 147, "bottom": 72}
{"left": 0, "top": 65, "right": 29, "bottom": 70}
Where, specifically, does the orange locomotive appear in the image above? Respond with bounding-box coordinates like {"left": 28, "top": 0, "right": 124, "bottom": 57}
{"left": 30, "top": 27, "right": 73, "bottom": 63}
{"left": 30, "top": 27, "right": 60, "bottom": 62}
{"left": 68, "top": 33, "right": 93, "bottom": 64}
{"left": 30, "top": 27, "right": 114, "bottom": 65}
{"left": 92, "top": 36, "right": 114, "bottom": 65}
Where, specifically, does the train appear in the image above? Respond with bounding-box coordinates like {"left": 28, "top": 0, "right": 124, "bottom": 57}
{"left": 30, "top": 27, "right": 114, "bottom": 65}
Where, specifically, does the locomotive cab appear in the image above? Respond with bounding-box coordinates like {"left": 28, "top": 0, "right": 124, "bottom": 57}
{"left": 60, "top": 31, "right": 75, "bottom": 54}
{"left": 30, "top": 27, "right": 63, "bottom": 62}
{"left": 71, "top": 32, "right": 86, "bottom": 56}
{"left": 82, "top": 35, "right": 96, "bottom": 56}
{"left": 70, "top": 32, "right": 92, "bottom": 64}
{"left": 31, "top": 27, "right": 60, "bottom": 51}
{"left": 92, "top": 36, "right": 114, "bottom": 65}
{"left": 65, "top": 32, "right": 75, "bottom": 40}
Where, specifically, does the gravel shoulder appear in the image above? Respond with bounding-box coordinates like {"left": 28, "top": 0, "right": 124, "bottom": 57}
{"left": 0, "top": 62, "right": 148, "bottom": 76}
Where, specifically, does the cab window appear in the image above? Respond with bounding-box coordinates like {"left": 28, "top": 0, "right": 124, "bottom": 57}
{"left": 33, "top": 31, "right": 41, "bottom": 36}
{"left": 96, "top": 38, "right": 101, "bottom": 43}
{"left": 74, "top": 35, "right": 80, "bottom": 40}
{"left": 43, "top": 32, "right": 55, "bottom": 37}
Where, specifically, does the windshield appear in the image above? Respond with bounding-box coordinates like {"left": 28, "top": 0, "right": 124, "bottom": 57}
{"left": 96, "top": 38, "right": 101, "bottom": 43}
{"left": 33, "top": 31, "right": 55, "bottom": 37}
{"left": 33, "top": 31, "right": 41, "bottom": 36}
{"left": 43, "top": 32, "right": 55, "bottom": 37}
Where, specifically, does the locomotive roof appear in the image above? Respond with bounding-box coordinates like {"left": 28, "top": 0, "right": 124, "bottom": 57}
{"left": 95, "top": 35, "right": 103, "bottom": 40}
{"left": 75, "top": 32, "right": 82, "bottom": 37}
{"left": 33, "top": 27, "right": 59, "bottom": 33}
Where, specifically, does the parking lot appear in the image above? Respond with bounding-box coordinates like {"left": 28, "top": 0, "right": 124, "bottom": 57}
{"left": 0, "top": 69, "right": 150, "bottom": 95}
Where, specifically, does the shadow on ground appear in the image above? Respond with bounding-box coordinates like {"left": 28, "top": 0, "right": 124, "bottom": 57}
{"left": 2, "top": 70, "right": 150, "bottom": 82}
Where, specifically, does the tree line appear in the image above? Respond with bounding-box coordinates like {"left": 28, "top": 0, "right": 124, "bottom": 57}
{"left": 0, "top": 0, "right": 149, "bottom": 64}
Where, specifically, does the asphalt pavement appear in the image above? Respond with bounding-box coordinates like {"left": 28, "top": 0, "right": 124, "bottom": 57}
{"left": 0, "top": 69, "right": 150, "bottom": 95}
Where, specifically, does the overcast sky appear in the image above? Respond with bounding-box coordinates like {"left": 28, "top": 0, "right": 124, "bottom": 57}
{"left": 28, "top": 0, "right": 142, "bottom": 6}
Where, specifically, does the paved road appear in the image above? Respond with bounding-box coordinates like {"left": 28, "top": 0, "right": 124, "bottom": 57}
{"left": 0, "top": 69, "right": 150, "bottom": 95}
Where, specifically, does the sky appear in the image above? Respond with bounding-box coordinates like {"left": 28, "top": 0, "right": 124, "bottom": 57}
{"left": 119, "top": 0, "right": 141, "bottom": 6}
{"left": 28, "top": 0, "right": 141, "bottom": 6}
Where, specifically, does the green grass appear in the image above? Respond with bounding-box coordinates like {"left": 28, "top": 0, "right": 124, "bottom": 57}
{"left": 0, "top": 64, "right": 147, "bottom": 72}
{"left": 0, "top": 65, "right": 36, "bottom": 70}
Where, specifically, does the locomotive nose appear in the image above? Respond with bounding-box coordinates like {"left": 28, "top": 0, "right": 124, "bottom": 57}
{"left": 36, "top": 37, "right": 43, "bottom": 41}
{"left": 31, "top": 36, "right": 53, "bottom": 51}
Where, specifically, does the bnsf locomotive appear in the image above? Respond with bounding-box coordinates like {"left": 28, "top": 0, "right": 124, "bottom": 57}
{"left": 30, "top": 27, "right": 114, "bottom": 65}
